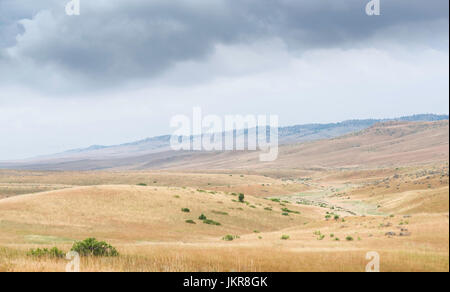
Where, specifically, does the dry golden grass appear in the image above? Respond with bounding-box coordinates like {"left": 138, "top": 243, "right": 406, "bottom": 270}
{"left": 0, "top": 170, "right": 277, "bottom": 188}
{"left": 342, "top": 164, "right": 449, "bottom": 214}
{"left": 0, "top": 185, "right": 317, "bottom": 244}
{"left": 1, "top": 245, "right": 448, "bottom": 272}
{"left": 0, "top": 183, "right": 70, "bottom": 200}
{"left": 0, "top": 164, "right": 448, "bottom": 272}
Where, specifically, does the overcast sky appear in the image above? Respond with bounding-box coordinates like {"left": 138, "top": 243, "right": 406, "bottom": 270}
{"left": 0, "top": 0, "right": 448, "bottom": 160}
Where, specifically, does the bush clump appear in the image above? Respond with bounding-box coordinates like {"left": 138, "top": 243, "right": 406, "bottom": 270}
{"left": 185, "top": 220, "right": 196, "bottom": 224}
{"left": 28, "top": 247, "right": 65, "bottom": 258}
{"left": 71, "top": 238, "right": 119, "bottom": 257}
{"left": 222, "top": 235, "right": 240, "bottom": 241}
{"left": 212, "top": 210, "right": 229, "bottom": 216}
{"left": 281, "top": 235, "right": 290, "bottom": 240}
{"left": 181, "top": 208, "right": 191, "bottom": 213}
{"left": 203, "top": 219, "right": 221, "bottom": 226}
{"left": 282, "top": 208, "right": 300, "bottom": 214}
{"left": 238, "top": 193, "right": 245, "bottom": 203}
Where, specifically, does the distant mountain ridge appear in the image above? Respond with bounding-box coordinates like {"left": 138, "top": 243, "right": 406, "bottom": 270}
{"left": 62, "top": 113, "right": 450, "bottom": 154}
{"left": 0, "top": 114, "right": 448, "bottom": 170}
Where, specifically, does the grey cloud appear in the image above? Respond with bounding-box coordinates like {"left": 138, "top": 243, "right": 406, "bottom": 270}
{"left": 0, "top": 0, "right": 448, "bottom": 92}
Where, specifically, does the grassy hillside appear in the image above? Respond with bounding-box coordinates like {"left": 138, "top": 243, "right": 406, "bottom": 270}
{"left": 0, "top": 164, "right": 448, "bottom": 272}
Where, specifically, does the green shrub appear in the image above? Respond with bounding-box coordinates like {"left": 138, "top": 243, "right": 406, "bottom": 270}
{"left": 212, "top": 210, "right": 228, "bottom": 216}
{"left": 345, "top": 236, "right": 354, "bottom": 241}
{"left": 203, "top": 219, "right": 221, "bottom": 226}
{"left": 222, "top": 235, "right": 240, "bottom": 241}
{"left": 282, "top": 208, "right": 300, "bottom": 214}
{"left": 281, "top": 212, "right": 289, "bottom": 216}
{"left": 185, "top": 220, "right": 196, "bottom": 224}
{"left": 238, "top": 193, "right": 245, "bottom": 203}
{"left": 281, "top": 235, "right": 290, "bottom": 240}
{"left": 137, "top": 183, "right": 147, "bottom": 186}
{"left": 71, "top": 238, "right": 119, "bottom": 257}
{"left": 181, "top": 208, "right": 190, "bottom": 213}
{"left": 198, "top": 214, "right": 207, "bottom": 220}
{"left": 28, "top": 247, "right": 65, "bottom": 258}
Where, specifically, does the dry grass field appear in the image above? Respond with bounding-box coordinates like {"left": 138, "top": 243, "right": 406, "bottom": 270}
{"left": 0, "top": 163, "right": 448, "bottom": 272}
{"left": 0, "top": 121, "right": 448, "bottom": 272}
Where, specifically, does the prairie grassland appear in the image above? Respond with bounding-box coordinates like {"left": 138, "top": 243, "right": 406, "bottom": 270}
{"left": 0, "top": 219, "right": 449, "bottom": 272}
{"left": 0, "top": 185, "right": 317, "bottom": 243}
{"left": 0, "top": 183, "right": 70, "bottom": 200}
{"left": 0, "top": 165, "right": 448, "bottom": 272}
{"left": 0, "top": 170, "right": 279, "bottom": 188}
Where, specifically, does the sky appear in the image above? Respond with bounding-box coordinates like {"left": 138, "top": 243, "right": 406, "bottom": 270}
{"left": 0, "top": 0, "right": 448, "bottom": 160}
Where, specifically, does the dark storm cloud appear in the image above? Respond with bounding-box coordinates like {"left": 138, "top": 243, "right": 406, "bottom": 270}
{"left": 0, "top": 0, "right": 448, "bottom": 90}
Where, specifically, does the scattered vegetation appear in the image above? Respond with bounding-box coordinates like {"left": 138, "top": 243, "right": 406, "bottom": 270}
{"left": 203, "top": 219, "right": 221, "bottom": 226}
{"left": 212, "top": 210, "right": 229, "bottom": 216}
{"left": 71, "top": 238, "right": 119, "bottom": 257}
{"left": 222, "top": 235, "right": 240, "bottom": 241}
{"left": 281, "top": 208, "right": 300, "bottom": 214}
{"left": 28, "top": 247, "right": 65, "bottom": 258}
